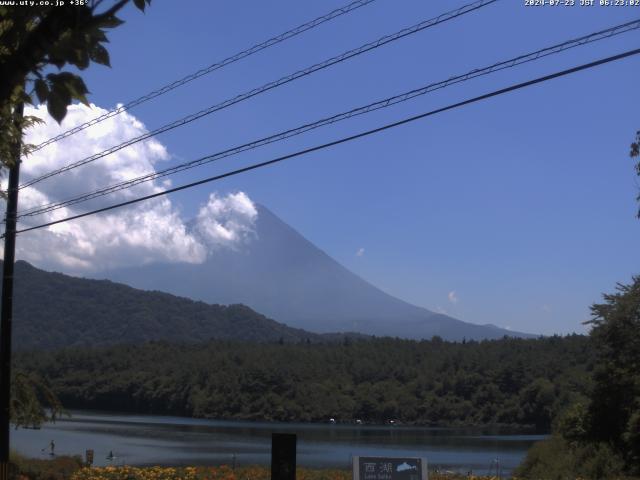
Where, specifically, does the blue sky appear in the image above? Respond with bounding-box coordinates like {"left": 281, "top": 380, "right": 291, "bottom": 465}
{"left": 24, "top": 0, "right": 640, "bottom": 335}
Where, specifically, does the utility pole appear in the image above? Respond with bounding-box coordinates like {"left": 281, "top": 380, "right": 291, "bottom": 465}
{"left": 0, "top": 102, "right": 24, "bottom": 480}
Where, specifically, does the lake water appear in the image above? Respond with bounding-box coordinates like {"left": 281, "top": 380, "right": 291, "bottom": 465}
{"left": 11, "top": 411, "right": 546, "bottom": 477}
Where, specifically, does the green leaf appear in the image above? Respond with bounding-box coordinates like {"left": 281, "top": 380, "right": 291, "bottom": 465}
{"left": 100, "top": 15, "right": 125, "bottom": 29}
{"left": 34, "top": 79, "right": 49, "bottom": 103}
{"left": 47, "top": 76, "right": 72, "bottom": 123}
{"left": 90, "top": 43, "right": 110, "bottom": 67}
{"left": 133, "top": 0, "right": 146, "bottom": 11}
{"left": 69, "top": 76, "right": 90, "bottom": 106}
{"left": 48, "top": 57, "right": 66, "bottom": 69}
{"left": 47, "top": 72, "right": 90, "bottom": 107}
{"left": 67, "top": 73, "right": 89, "bottom": 95}
{"left": 90, "top": 28, "right": 109, "bottom": 43}
{"left": 22, "top": 115, "right": 44, "bottom": 128}
{"left": 47, "top": 93, "right": 67, "bottom": 123}
{"left": 73, "top": 47, "right": 90, "bottom": 70}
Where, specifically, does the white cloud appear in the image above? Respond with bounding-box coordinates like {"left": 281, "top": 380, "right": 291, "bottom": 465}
{"left": 435, "top": 306, "right": 448, "bottom": 314}
{"left": 194, "top": 192, "right": 258, "bottom": 250}
{"left": 448, "top": 290, "right": 458, "bottom": 304}
{"left": 355, "top": 247, "right": 365, "bottom": 257}
{"left": 1, "top": 103, "right": 258, "bottom": 273}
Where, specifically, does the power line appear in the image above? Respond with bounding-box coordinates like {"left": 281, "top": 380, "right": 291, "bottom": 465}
{"left": 22, "top": 0, "right": 495, "bottom": 188}
{"left": 19, "top": 0, "right": 497, "bottom": 190}
{"left": 17, "top": 18, "right": 640, "bottom": 219}
{"left": 27, "top": 0, "right": 377, "bottom": 153}
{"left": 10, "top": 47, "right": 640, "bottom": 237}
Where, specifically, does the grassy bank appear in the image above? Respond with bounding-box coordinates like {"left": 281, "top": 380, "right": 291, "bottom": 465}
{"left": 10, "top": 453, "right": 84, "bottom": 480}
{"left": 71, "top": 465, "right": 503, "bottom": 480}
{"left": 9, "top": 456, "right": 506, "bottom": 480}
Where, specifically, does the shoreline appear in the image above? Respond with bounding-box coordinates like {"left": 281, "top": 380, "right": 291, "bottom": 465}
{"left": 59, "top": 408, "right": 547, "bottom": 435}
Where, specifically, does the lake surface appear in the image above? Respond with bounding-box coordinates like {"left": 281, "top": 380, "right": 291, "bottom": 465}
{"left": 12, "top": 411, "right": 546, "bottom": 477}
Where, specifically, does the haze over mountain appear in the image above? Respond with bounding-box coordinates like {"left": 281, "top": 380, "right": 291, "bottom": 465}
{"left": 97, "top": 204, "right": 532, "bottom": 340}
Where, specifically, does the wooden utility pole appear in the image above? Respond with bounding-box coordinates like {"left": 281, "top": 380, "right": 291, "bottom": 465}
{"left": 0, "top": 102, "right": 24, "bottom": 480}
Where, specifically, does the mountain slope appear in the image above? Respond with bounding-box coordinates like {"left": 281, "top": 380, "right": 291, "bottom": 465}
{"left": 99, "top": 205, "right": 533, "bottom": 340}
{"left": 2, "top": 260, "right": 322, "bottom": 350}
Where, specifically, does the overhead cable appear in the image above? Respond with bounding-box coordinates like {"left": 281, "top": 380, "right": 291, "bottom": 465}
{"left": 11, "top": 47, "right": 640, "bottom": 236}
{"left": 19, "top": 0, "right": 498, "bottom": 189}
{"left": 17, "top": 18, "right": 640, "bottom": 218}
{"left": 27, "top": 0, "right": 378, "bottom": 153}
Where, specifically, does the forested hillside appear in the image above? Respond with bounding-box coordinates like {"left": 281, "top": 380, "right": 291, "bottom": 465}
{"left": 17, "top": 335, "right": 592, "bottom": 429}
{"left": 5, "top": 260, "right": 324, "bottom": 349}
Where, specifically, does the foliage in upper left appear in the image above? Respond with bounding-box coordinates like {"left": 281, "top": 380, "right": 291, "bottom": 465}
{"left": 0, "top": 0, "right": 150, "bottom": 428}
{"left": 0, "top": 0, "right": 150, "bottom": 174}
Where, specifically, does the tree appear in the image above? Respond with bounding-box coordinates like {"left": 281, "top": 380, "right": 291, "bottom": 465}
{"left": 10, "top": 370, "right": 65, "bottom": 428}
{"left": 517, "top": 278, "right": 640, "bottom": 479}
{"left": 586, "top": 277, "right": 640, "bottom": 474}
{"left": 0, "top": 0, "right": 151, "bottom": 174}
{"left": 0, "top": 0, "right": 151, "bottom": 427}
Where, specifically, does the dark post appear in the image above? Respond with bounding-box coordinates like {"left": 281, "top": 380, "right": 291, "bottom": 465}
{"left": 271, "top": 433, "right": 296, "bottom": 480}
{"left": 0, "top": 102, "right": 23, "bottom": 480}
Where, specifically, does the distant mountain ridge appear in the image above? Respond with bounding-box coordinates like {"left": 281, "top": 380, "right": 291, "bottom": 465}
{"left": 97, "top": 204, "right": 534, "bottom": 341}
{"left": 2, "top": 260, "right": 327, "bottom": 350}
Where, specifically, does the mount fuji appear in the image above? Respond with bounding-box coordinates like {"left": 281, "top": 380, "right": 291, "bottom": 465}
{"left": 95, "top": 204, "right": 532, "bottom": 341}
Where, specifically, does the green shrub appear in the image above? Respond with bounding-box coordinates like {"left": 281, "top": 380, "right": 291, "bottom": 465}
{"left": 9, "top": 452, "right": 83, "bottom": 480}
{"left": 514, "top": 435, "right": 632, "bottom": 480}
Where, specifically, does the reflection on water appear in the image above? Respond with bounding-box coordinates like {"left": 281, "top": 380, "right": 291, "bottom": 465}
{"left": 12, "top": 411, "right": 546, "bottom": 476}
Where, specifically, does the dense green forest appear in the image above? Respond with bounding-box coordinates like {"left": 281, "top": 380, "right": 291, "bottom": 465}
{"left": 16, "top": 335, "right": 591, "bottom": 430}
{"left": 5, "top": 260, "right": 329, "bottom": 349}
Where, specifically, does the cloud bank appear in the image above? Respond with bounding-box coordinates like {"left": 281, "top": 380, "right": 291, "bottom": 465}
{"left": 1, "top": 103, "right": 257, "bottom": 273}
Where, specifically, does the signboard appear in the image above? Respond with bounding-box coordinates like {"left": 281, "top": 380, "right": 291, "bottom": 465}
{"left": 353, "top": 456, "right": 428, "bottom": 480}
